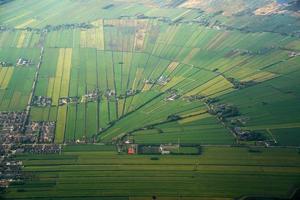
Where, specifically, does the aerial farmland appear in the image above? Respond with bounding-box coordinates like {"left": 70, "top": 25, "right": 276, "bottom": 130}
{"left": 0, "top": 0, "right": 300, "bottom": 199}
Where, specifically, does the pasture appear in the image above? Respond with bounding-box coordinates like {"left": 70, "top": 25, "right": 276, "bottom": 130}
{"left": 2, "top": 146, "right": 300, "bottom": 199}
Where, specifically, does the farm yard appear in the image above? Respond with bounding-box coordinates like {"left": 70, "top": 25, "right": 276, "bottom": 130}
{"left": 0, "top": 0, "right": 300, "bottom": 199}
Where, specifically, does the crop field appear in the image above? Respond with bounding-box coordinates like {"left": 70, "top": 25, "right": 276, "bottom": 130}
{"left": 2, "top": 146, "right": 300, "bottom": 200}
{"left": 0, "top": 0, "right": 300, "bottom": 199}
{"left": 0, "top": 3, "right": 299, "bottom": 145}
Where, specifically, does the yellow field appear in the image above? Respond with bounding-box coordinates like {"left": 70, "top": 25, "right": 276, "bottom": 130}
{"left": 184, "top": 75, "right": 233, "bottom": 97}
{"left": 47, "top": 77, "right": 55, "bottom": 97}
{"left": 80, "top": 23, "right": 104, "bottom": 50}
{"left": 51, "top": 49, "right": 65, "bottom": 105}
{"left": 229, "top": 66, "right": 256, "bottom": 79}
{"left": 50, "top": 48, "right": 73, "bottom": 104}
{"left": 15, "top": 18, "right": 37, "bottom": 29}
{"left": 142, "top": 83, "right": 152, "bottom": 92}
{"left": 180, "top": 109, "right": 207, "bottom": 118}
{"left": 179, "top": 113, "right": 211, "bottom": 124}
{"left": 16, "top": 31, "right": 26, "bottom": 48}
{"left": 161, "top": 76, "right": 185, "bottom": 92}
{"left": 0, "top": 67, "right": 14, "bottom": 89}
{"left": 54, "top": 105, "right": 67, "bottom": 143}
{"left": 242, "top": 71, "right": 278, "bottom": 82}
{"left": 166, "top": 61, "right": 179, "bottom": 73}
{"left": 59, "top": 48, "right": 72, "bottom": 97}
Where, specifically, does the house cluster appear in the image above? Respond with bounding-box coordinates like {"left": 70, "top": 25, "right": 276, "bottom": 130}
{"left": 159, "top": 144, "right": 179, "bottom": 155}
{"left": 144, "top": 79, "right": 156, "bottom": 84}
{"left": 0, "top": 146, "right": 23, "bottom": 190}
{"left": 44, "top": 23, "right": 93, "bottom": 32}
{"left": 0, "top": 112, "right": 26, "bottom": 134}
{"left": 16, "top": 58, "right": 33, "bottom": 66}
{"left": 204, "top": 100, "right": 267, "bottom": 142}
{"left": 208, "top": 103, "right": 239, "bottom": 119}
{"left": 32, "top": 96, "right": 52, "bottom": 107}
{"left": 229, "top": 117, "right": 248, "bottom": 127}
{"left": 165, "top": 89, "right": 181, "bottom": 101}
{"left": 82, "top": 89, "right": 101, "bottom": 103}
{"left": 118, "top": 89, "right": 140, "bottom": 99}
{"left": 288, "top": 51, "right": 300, "bottom": 58}
{"left": 59, "top": 97, "right": 79, "bottom": 106}
{"left": 26, "top": 121, "right": 55, "bottom": 143}
{"left": 0, "top": 61, "right": 12, "bottom": 67}
{"left": 156, "top": 75, "right": 171, "bottom": 86}
{"left": 233, "top": 127, "right": 266, "bottom": 142}
{"left": 144, "top": 75, "right": 170, "bottom": 86}
{"left": 167, "top": 114, "right": 182, "bottom": 121}
{"left": 21, "top": 144, "right": 61, "bottom": 154}
{"left": 126, "top": 89, "right": 140, "bottom": 97}
{"left": 0, "top": 133, "right": 37, "bottom": 144}
{"left": 104, "top": 89, "right": 115, "bottom": 100}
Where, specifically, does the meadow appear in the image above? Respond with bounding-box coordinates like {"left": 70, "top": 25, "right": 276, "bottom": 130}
{"left": 0, "top": 0, "right": 300, "bottom": 198}
{"left": 3, "top": 145, "right": 300, "bottom": 199}
{"left": 0, "top": 15, "right": 299, "bottom": 145}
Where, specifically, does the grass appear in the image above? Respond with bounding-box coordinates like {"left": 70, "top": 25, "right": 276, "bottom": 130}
{"left": 0, "top": 1, "right": 298, "bottom": 143}
{"left": 2, "top": 146, "right": 300, "bottom": 199}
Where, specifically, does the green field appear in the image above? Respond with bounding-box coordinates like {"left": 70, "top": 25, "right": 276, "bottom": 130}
{"left": 0, "top": 1, "right": 299, "bottom": 145}
{"left": 3, "top": 145, "right": 300, "bottom": 200}
{"left": 0, "top": 0, "right": 300, "bottom": 199}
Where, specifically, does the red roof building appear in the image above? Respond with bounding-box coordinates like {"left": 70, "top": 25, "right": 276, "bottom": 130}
{"left": 127, "top": 147, "right": 135, "bottom": 154}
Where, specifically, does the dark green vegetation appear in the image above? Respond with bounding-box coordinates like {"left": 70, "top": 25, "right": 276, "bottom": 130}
{"left": 0, "top": 0, "right": 300, "bottom": 199}
{"left": 3, "top": 146, "right": 300, "bottom": 200}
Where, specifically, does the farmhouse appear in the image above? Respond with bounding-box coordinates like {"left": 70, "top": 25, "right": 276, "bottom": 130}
{"left": 126, "top": 89, "right": 140, "bottom": 97}
{"left": 16, "top": 58, "right": 32, "bottom": 66}
{"left": 105, "top": 89, "right": 115, "bottom": 100}
{"left": 59, "top": 97, "right": 79, "bottom": 106}
{"left": 144, "top": 79, "right": 156, "bottom": 84}
{"left": 288, "top": 51, "right": 300, "bottom": 58}
{"left": 165, "top": 90, "right": 181, "bottom": 101}
{"left": 208, "top": 103, "right": 239, "bottom": 118}
{"left": 127, "top": 144, "right": 138, "bottom": 155}
{"left": 156, "top": 75, "right": 170, "bottom": 86}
